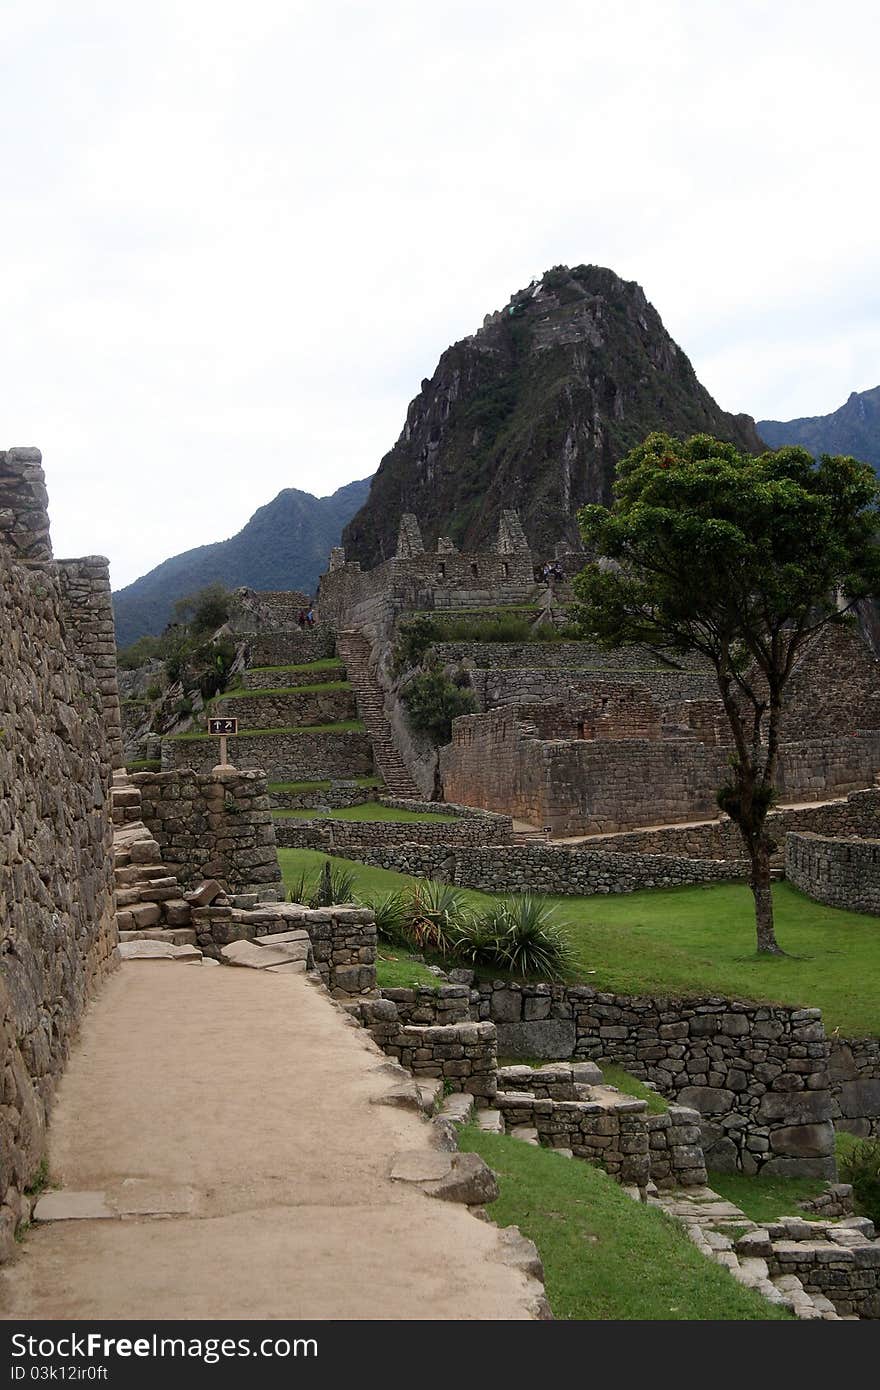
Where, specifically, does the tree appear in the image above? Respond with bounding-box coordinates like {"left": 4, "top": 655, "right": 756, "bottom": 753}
{"left": 172, "top": 582, "right": 232, "bottom": 635}
{"left": 573, "top": 432, "right": 880, "bottom": 954}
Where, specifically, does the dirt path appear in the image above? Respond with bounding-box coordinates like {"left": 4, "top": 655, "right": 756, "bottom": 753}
{"left": 0, "top": 964, "right": 539, "bottom": 1320}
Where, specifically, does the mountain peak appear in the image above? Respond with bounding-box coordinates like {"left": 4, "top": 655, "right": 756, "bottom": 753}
{"left": 342, "top": 264, "right": 763, "bottom": 567}
{"left": 759, "top": 385, "right": 880, "bottom": 473}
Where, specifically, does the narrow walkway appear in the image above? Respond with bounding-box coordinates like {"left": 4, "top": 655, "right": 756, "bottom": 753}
{"left": 0, "top": 965, "right": 538, "bottom": 1320}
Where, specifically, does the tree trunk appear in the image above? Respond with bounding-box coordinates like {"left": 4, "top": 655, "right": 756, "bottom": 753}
{"left": 749, "top": 835, "right": 783, "bottom": 955}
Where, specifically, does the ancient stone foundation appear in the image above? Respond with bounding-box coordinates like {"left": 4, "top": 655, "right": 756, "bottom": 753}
{"left": 0, "top": 449, "right": 119, "bottom": 1259}
{"left": 132, "top": 768, "right": 283, "bottom": 898}
{"left": 786, "top": 830, "right": 880, "bottom": 915}
{"left": 472, "top": 982, "right": 837, "bottom": 1177}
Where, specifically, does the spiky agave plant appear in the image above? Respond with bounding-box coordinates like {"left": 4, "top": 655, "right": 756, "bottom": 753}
{"left": 405, "top": 879, "right": 473, "bottom": 957}
{"left": 359, "top": 890, "right": 411, "bottom": 947}
{"left": 474, "top": 894, "right": 575, "bottom": 979}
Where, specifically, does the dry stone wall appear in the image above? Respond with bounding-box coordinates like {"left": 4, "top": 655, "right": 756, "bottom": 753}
{"left": 0, "top": 450, "right": 118, "bottom": 1259}
{"left": 472, "top": 982, "right": 837, "bottom": 1177}
{"left": 272, "top": 807, "right": 513, "bottom": 852}
{"left": 580, "top": 787, "right": 880, "bottom": 863}
{"left": 161, "top": 730, "right": 373, "bottom": 781}
{"left": 352, "top": 842, "right": 744, "bottom": 894}
{"left": 190, "top": 901, "right": 377, "bottom": 996}
{"left": 133, "top": 768, "right": 283, "bottom": 897}
{"left": 245, "top": 629, "right": 335, "bottom": 667}
{"left": 786, "top": 832, "right": 880, "bottom": 915}
{"left": 214, "top": 686, "right": 357, "bottom": 728}
{"left": 361, "top": 1001, "right": 497, "bottom": 1106}
{"left": 829, "top": 1038, "right": 880, "bottom": 1138}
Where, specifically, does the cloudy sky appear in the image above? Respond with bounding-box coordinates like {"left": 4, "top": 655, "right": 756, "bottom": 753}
{"left": 2, "top": 1, "right": 878, "bottom": 588}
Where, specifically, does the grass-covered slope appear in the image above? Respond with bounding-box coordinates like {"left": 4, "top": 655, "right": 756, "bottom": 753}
{"left": 459, "top": 1128, "right": 789, "bottom": 1320}
{"left": 277, "top": 848, "right": 880, "bottom": 1035}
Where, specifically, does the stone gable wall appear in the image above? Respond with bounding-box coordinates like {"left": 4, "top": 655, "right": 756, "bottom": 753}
{"left": 440, "top": 706, "right": 880, "bottom": 836}
{"left": 0, "top": 451, "right": 118, "bottom": 1259}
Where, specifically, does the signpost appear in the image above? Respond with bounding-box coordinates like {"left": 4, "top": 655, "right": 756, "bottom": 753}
{"left": 207, "top": 716, "right": 238, "bottom": 768}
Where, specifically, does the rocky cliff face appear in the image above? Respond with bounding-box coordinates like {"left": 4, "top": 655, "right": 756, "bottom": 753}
{"left": 759, "top": 385, "right": 880, "bottom": 474}
{"left": 343, "top": 264, "right": 764, "bottom": 566}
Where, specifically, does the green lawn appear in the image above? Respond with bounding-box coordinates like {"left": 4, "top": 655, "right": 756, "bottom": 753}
{"left": 707, "top": 1170, "right": 828, "bottom": 1223}
{"left": 170, "top": 720, "right": 365, "bottom": 740}
{"left": 375, "top": 952, "right": 440, "bottom": 988}
{"left": 273, "top": 801, "right": 457, "bottom": 823}
{"left": 458, "top": 1128, "right": 788, "bottom": 1320}
{"left": 275, "top": 849, "right": 880, "bottom": 1035}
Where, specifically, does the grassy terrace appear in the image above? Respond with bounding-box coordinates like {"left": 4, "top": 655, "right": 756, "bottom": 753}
{"left": 170, "top": 720, "right": 365, "bottom": 740}
{"left": 216, "top": 681, "right": 352, "bottom": 699}
{"left": 458, "top": 1128, "right": 788, "bottom": 1320}
{"left": 273, "top": 801, "right": 456, "bottom": 823}
{"left": 246, "top": 659, "right": 345, "bottom": 675}
{"left": 276, "top": 849, "right": 880, "bottom": 1035}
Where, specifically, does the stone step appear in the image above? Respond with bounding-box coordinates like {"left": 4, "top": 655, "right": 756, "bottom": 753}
{"left": 476, "top": 1108, "right": 505, "bottom": 1134}
{"left": 119, "top": 928, "right": 197, "bottom": 947}
{"left": 115, "top": 864, "right": 172, "bottom": 886}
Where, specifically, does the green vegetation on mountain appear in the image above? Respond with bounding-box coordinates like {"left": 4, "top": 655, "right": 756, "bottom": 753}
{"left": 760, "top": 385, "right": 880, "bottom": 474}
{"left": 342, "top": 264, "right": 763, "bottom": 566}
{"left": 113, "top": 475, "right": 371, "bottom": 646}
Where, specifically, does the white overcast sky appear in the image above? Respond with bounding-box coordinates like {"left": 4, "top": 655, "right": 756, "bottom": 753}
{"left": 2, "top": 0, "right": 879, "bottom": 588}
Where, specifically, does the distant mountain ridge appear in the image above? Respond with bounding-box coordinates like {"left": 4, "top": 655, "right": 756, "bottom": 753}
{"left": 342, "top": 263, "right": 764, "bottom": 567}
{"left": 759, "top": 386, "right": 880, "bottom": 473}
{"left": 113, "top": 476, "right": 372, "bottom": 647}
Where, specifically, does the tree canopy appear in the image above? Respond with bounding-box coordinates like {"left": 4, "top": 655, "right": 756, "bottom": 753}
{"left": 573, "top": 432, "right": 880, "bottom": 953}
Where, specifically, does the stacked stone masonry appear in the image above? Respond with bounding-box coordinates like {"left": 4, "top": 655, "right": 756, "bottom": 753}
{"left": 272, "top": 804, "right": 514, "bottom": 852}
{"left": 361, "top": 1000, "right": 497, "bottom": 1107}
{"left": 161, "top": 730, "right": 373, "bottom": 781}
{"left": 577, "top": 786, "right": 880, "bottom": 864}
{"left": 761, "top": 1222, "right": 880, "bottom": 1319}
{"left": 440, "top": 704, "right": 880, "bottom": 836}
{"left": 191, "top": 900, "right": 377, "bottom": 997}
{"left": 214, "top": 686, "right": 357, "bottom": 729}
{"left": 472, "top": 983, "right": 838, "bottom": 1177}
{"left": 786, "top": 831, "right": 880, "bottom": 915}
{"left": 352, "top": 841, "right": 744, "bottom": 894}
{"left": 241, "top": 662, "right": 346, "bottom": 691}
{"left": 133, "top": 768, "right": 283, "bottom": 898}
{"left": 0, "top": 449, "right": 119, "bottom": 1260}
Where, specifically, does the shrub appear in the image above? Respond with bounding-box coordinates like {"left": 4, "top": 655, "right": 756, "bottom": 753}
{"left": 839, "top": 1138, "right": 880, "bottom": 1225}
{"left": 471, "top": 894, "right": 575, "bottom": 978}
{"left": 145, "top": 682, "right": 162, "bottom": 702}
{"left": 406, "top": 880, "right": 473, "bottom": 957}
{"left": 116, "top": 634, "right": 163, "bottom": 669}
{"left": 309, "top": 859, "right": 357, "bottom": 908}
{"left": 360, "top": 890, "right": 411, "bottom": 947}
{"left": 173, "top": 582, "right": 232, "bottom": 636}
{"left": 401, "top": 662, "right": 476, "bottom": 743}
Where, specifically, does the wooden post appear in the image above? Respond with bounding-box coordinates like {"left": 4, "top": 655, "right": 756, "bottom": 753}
{"left": 207, "top": 717, "right": 238, "bottom": 769}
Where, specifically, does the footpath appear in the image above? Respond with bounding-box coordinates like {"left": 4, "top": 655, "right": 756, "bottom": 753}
{"left": 0, "top": 964, "right": 540, "bottom": 1320}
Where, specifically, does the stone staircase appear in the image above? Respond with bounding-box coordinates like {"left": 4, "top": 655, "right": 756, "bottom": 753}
{"left": 111, "top": 773, "right": 194, "bottom": 941}
{"left": 336, "top": 630, "right": 420, "bottom": 797}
